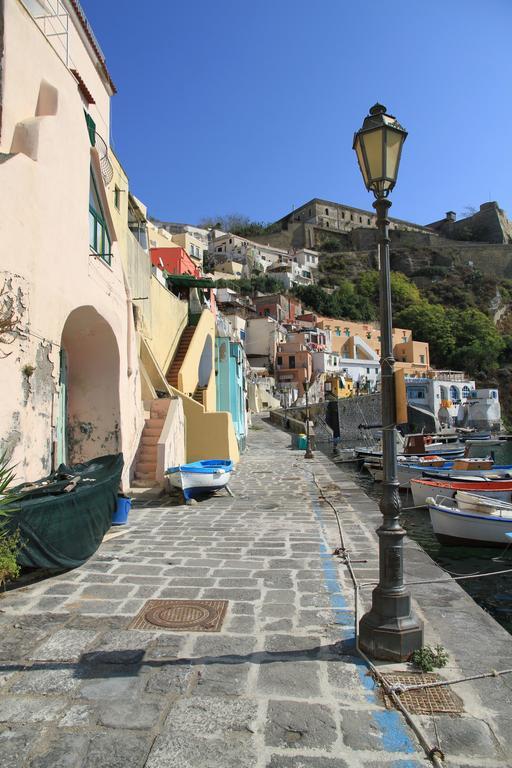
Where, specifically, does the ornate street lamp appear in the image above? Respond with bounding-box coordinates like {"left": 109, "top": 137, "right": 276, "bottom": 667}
{"left": 353, "top": 104, "right": 423, "bottom": 660}
{"left": 303, "top": 379, "right": 314, "bottom": 459}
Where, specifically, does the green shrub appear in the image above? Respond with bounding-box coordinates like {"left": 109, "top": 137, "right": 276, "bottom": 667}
{"left": 411, "top": 645, "right": 449, "bottom": 672}
{"left": 0, "top": 454, "right": 23, "bottom": 587}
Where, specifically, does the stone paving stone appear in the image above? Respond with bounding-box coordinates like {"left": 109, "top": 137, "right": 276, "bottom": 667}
{"left": 263, "top": 589, "right": 297, "bottom": 604}
{"left": 29, "top": 732, "right": 90, "bottom": 768}
{"left": 267, "top": 757, "right": 349, "bottom": 768}
{"left": 259, "top": 603, "right": 296, "bottom": 618}
{"left": 257, "top": 660, "right": 322, "bottom": 697}
{"left": 58, "top": 703, "right": 97, "bottom": 727}
{"left": 157, "top": 587, "right": 202, "bottom": 599}
{"left": 418, "top": 715, "right": 503, "bottom": 759}
{"left": 201, "top": 588, "right": 262, "bottom": 601}
{"left": 0, "top": 725, "right": 44, "bottom": 767}
{"left": 264, "top": 634, "right": 323, "bottom": 657}
{"left": 143, "top": 634, "right": 185, "bottom": 661}
{"left": 226, "top": 616, "right": 256, "bottom": 633}
{"left": 193, "top": 662, "right": 250, "bottom": 696}
{"left": 84, "top": 730, "right": 151, "bottom": 768}
{"left": 149, "top": 697, "right": 259, "bottom": 766}
{"left": 0, "top": 695, "right": 66, "bottom": 723}
{"left": 78, "top": 670, "right": 146, "bottom": 701}
{"left": 145, "top": 731, "right": 258, "bottom": 768}
{"left": 144, "top": 664, "right": 194, "bottom": 695}
{"left": 97, "top": 699, "right": 163, "bottom": 729}
{"left": 192, "top": 635, "right": 256, "bottom": 660}
{"left": 0, "top": 629, "right": 49, "bottom": 662}
{"left": 80, "top": 585, "right": 134, "bottom": 599}
{"left": 265, "top": 699, "right": 337, "bottom": 750}
{"left": 30, "top": 629, "right": 99, "bottom": 662}
{"left": 9, "top": 667, "right": 81, "bottom": 695}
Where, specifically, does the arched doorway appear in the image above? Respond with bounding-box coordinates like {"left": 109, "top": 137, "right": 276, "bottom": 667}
{"left": 57, "top": 306, "right": 121, "bottom": 465}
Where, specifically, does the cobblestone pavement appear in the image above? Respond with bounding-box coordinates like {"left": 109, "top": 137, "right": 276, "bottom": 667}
{"left": 0, "top": 417, "right": 510, "bottom": 768}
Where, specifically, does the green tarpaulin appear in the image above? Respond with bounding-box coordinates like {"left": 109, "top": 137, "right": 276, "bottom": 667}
{"left": 4, "top": 454, "right": 123, "bottom": 571}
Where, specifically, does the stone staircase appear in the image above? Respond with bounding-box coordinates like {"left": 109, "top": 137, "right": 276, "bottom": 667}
{"left": 192, "top": 385, "right": 207, "bottom": 406}
{"left": 132, "top": 398, "right": 170, "bottom": 487}
{"left": 166, "top": 326, "right": 196, "bottom": 390}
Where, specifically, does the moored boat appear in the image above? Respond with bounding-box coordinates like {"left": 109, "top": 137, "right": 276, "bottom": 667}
{"left": 3, "top": 454, "right": 123, "bottom": 570}
{"left": 166, "top": 460, "right": 234, "bottom": 501}
{"left": 427, "top": 492, "right": 512, "bottom": 546}
{"left": 411, "top": 477, "right": 512, "bottom": 508}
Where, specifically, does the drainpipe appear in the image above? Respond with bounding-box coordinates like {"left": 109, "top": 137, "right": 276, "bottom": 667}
{"left": 121, "top": 266, "right": 134, "bottom": 377}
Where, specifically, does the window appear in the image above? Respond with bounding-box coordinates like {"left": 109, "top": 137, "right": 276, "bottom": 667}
{"left": 229, "top": 238, "right": 232, "bottom": 244}
{"left": 367, "top": 368, "right": 370, "bottom": 374}
{"left": 277, "top": 356, "right": 283, "bottom": 366}
{"left": 89, "top": 169, "right": 111, "bottom": 265}
{"left": 449, "top": 385, "right": 459, "bottom": 400}
{"left": 350, "top": 214, "right": 354, "bottom": 221}
{"left": 342, "top": 212, "right": 345, "bottom": 219}
{"left": 326, "top": 222, "right": 329, "bottom": 228}
{"left": 217, "top": 247, "right": 222, "bottom": 252}
{"left": 308, "top": 208, "right": 312, "bottom": 216}
{"left": 462, "top": 385, "right": 470, "bottom": 398}
{"left": 420, "top": 355, "right": 425, "bottom": 364}
{"left": 367, "top": 218, "right": 371, "bottom": 225}
{"left": 325, "top": 207, "right": 329, "bottom": 215}
{"left": 289, "top": 356, "right": 296, "bottom": 368}
{"left": 114, "top": 185, "right": 120, "bottom": 210}
{"left": 359, "top": 216, "right": 362, "bottom": 223}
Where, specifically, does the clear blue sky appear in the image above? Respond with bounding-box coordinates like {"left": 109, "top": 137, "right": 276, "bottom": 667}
{"left": 82, "top": 0, "right": 511, "bottom": 227}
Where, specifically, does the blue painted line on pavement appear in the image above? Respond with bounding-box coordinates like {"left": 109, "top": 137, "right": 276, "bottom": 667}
{"left": 310, "top": 490, "right": 419, "bottom": 759}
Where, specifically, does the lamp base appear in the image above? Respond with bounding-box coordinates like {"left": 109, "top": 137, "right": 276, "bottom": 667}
{"left": 358, "top": 589, "right": 423, "bottom": 661}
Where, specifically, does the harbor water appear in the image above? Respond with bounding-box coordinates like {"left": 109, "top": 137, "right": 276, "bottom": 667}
{"left": 336, "top": 439, "right": 512, "bottom": 635}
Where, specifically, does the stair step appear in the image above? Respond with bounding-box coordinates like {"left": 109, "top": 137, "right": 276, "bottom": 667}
{"left": 139, "top": 446, "right": 157, "bottom": 460}
{"left": 136, "top": 461, "right": 157, "bottom": 474}
{"left": 145, "top": 417, "right": 165, "bottom": 429}
{"left": 143, "top": 427, "right": 162, "bottom": 438}
{"left": 141, "top": 435, "right": 159, "bottom": 446}
{"left": 151, "top": 401, "right": 170, "bottom": 417}
{"left": 132, "top": 478, "right": 159, "bottom": 488}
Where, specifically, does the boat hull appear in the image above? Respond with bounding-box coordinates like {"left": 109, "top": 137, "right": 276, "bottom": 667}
{"left": 411, "top": 478, "right": 512, "bottom": 508}
{"left": 429, "top": 502, "right": 512, "bottom": 546}
{"left": 166, "top": 460, "right": 233, "bottom": 501}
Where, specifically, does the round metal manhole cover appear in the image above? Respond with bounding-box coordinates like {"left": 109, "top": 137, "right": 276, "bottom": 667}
{"left": 129, "top": 599, "right": 228, "bottom": 632}
{"left": 145, "top": 602, "right": 216, "bottom": 629}
{"left": 257, "top": 503, "right": 279, "bottom": 510}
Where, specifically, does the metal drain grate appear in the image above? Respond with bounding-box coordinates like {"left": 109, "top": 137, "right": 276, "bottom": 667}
{"left": 381, "top": 673, "right": 463, "bottom": 715}
{"left": 129, "top": 599, "right": 228, "bottom": 633}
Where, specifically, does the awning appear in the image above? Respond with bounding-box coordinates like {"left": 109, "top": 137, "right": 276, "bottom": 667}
{"left": 166, "top": 274, "right": 214, "bottom": 288}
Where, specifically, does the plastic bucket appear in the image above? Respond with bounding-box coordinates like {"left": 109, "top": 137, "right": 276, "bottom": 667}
{"left": 112, "top": 495, "right": 131, "bottom": 525}
{"left": 297, "top": 434, "right": 308, "bottom": 450}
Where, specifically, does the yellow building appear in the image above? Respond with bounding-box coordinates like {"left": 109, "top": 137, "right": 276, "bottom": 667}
{"left": 325, "top": 374, "right": 354, "bottom": 399}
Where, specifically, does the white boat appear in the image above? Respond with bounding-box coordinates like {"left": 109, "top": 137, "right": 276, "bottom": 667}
{"left": 165, "top": 460, "right": 234, "bottom": 501}
{"left": 427, "top": 493, "right": 512, "bottom": 546}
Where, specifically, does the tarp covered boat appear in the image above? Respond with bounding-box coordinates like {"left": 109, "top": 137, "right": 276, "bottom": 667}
{"left": 4, "top": 454, "right": 123, "bottom": 570}
{"left": 166, "top": 460, "right": 234, "bottom": 501}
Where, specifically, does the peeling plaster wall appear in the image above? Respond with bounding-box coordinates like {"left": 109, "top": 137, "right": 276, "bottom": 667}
{"left": 0, "top": 2, "right": 143, "bottom": 486}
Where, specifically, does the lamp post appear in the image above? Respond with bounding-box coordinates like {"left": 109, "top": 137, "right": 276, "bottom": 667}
{"left": 303, "top": 379, "right": 314, "bottom": 459}
{"left": 353, "top": 104, "right": 423, "bottom": 660}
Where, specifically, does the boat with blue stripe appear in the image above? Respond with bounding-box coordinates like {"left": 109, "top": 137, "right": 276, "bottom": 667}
{"left": 166, "top": 460, "right": 234, "bottom": 501}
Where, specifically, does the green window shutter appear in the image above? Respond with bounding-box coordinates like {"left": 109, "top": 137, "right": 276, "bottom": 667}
{"left": 84, "top": 110, "right": 96, "bottom": 146}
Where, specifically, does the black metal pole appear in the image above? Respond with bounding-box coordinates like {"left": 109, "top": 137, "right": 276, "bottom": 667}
{"left": 358, "top": 197, "right": 423, "bottom": 660}
{"left": 304, "top": 381, "right": 314, "bottom": 459}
